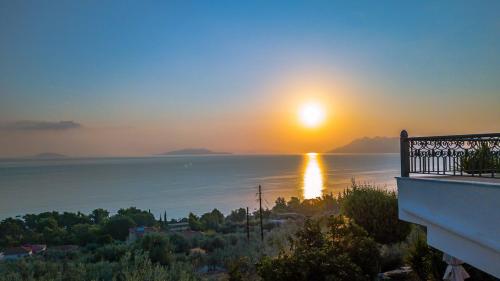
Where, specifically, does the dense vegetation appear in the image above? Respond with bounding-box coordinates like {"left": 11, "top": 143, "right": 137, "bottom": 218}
{"left": 0, "top": 207, "right": 154, "bottom": 247}
{"left": 257, "top": 216, "right": 380, "bottom": 281}
{"left": 0, "top": 183, "right": 497, "bottom": 281}
{"left": 339, "top": 182, "right": 411, "bottom": 244}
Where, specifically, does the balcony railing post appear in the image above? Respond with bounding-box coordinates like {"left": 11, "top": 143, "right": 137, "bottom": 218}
{"left": 400, "top": 130, "right": 410, "bottom": 177}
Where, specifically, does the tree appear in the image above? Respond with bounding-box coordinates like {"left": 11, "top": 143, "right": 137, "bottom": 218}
{"left": 339, "top": 182, "right": 411, "bottom": 244}
{"left": 202, "top": 235, "right": 225, "bottom": 252}
{"left": 169, "top": 233, "right": 190, "bottom": 253}
{"left": 90, "top": 208, "right": 109, "bottom": 224}
{"left": 227, "top": 208, "right": 246, "bottom": 222}
{"left": 93, "top": 243, "right": 129, "bottom": 262}
{"left": 36, "top": 217, "right": 58, "bottom": 232}
{"left": 405, "top": 228, "right": 447, "bottom": 281}
{"left": 188, "top": 213, "right": 202, "bottom": 231}
{"left": 37, "top": 217, "right": 67, "bottom": 245}
{"left": 118, "top": 207, "right": 155, "bottom": 226}
{"left": 228, "top": 263, "right": 244, "bottom": 281}
{"left": 321, "top": 193, "right": 339, "bottom": 212}
{"left": 257, "top": 216, "right": 380, "bottom": 281}
{"left": 140, "top": 233, "right": 173, "bottom": 266}
{"left": 200, "top": 209, "right": 224, "bottom": 231}
{"left": 103, "top": 215, "right": 136, "bottom": 241}
{"left": 59, "top": 211, "right": 90, "bottom": 228}
{"left": 0, "top": 218, "right": 27, "bottom": 247}
{"left": 272, "top": 197, "right": 287, "bottom": 212}
{"left": 71, "top": 223, "right": 100, "bottom": 245}
{"left": 326, "top": 216, "right": 380, "bottom": 278}
{"left": 287, "top": 197, "right": 301, "bottom": 211}
{"left": 22, "top": 214, "right": 39, "bottom": 231}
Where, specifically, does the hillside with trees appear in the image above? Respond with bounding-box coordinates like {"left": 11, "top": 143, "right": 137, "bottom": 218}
{"left": 0, "top": 183, "right": 496, "bottom": 281}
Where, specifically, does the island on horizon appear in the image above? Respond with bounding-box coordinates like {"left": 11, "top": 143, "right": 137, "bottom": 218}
{"left": 157, "top": 148, "right": 231, "bottom": 156}
{"left": 32, "top": 152, "right": 69, "bottom": 159}
{"left": 327, "top": 136, "right": 399, "bottom": 153}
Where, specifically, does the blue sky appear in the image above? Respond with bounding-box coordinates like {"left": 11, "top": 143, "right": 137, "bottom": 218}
{"left": 0, "top": 1, "right": 499, "bottom": 156}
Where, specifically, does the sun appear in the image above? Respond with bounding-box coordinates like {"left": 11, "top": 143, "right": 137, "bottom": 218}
{"left": 298, "top": 102, "right": 326, "bottom": 128}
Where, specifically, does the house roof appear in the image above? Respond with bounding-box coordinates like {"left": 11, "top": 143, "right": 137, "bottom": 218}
{"left": 3, "top": 247, "right": 32, "bottom": 255}
{"left": 22, "top": 244, "right": 47, "bottom": 253}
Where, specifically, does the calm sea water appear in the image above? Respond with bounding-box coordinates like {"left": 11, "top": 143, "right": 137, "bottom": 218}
{"left": 0, "top": 154, "right": 399, "bottom": 219}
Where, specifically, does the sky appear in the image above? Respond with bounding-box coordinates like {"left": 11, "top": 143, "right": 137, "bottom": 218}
{"left": 0, "top": 1, "right": 499, "bottom": 156}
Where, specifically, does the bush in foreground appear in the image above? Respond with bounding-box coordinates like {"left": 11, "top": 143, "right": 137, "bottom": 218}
{"left": 339, "top": 181, "right": 411, "bottom": 244}
{"left": 257, "top": 215, "right": 380, "bottom": 281}
{"left": 0, "top": 251, "right": 197, "bottom": 281}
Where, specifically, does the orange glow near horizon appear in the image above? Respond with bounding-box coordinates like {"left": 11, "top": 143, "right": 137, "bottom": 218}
{"left": 302, "top": 152, "right": 325, "bottom": 199}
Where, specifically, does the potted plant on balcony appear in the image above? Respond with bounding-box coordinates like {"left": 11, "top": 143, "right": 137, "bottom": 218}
{"left": 459, "top": 143, "right": 499, "bottom": 175}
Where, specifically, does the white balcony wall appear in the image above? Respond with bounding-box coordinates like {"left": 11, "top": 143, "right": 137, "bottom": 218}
{"left": 397, "top": 177, "right": 500, "bottom": 278}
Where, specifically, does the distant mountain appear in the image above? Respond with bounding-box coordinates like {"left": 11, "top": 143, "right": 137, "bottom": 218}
{"left": 328, "top": 137, "right": 399, "bottom": 153}
{"left": 33, "top": 153, "right": 68, "bottom": 159}
{"left": 158, "top": 148, "right": 231, "bottom": 156}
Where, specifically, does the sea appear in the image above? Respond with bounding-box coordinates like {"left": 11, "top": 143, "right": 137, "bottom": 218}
{"left": 0, "top": 154, "right": 400, "bottom": 219}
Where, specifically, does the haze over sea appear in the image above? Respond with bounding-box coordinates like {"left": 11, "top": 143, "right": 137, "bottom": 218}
{"left": 0, "top": 154, "right": 399, "bottom": 219}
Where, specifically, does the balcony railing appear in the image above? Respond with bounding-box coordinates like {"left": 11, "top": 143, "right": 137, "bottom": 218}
{"left": 400, "top": 131, "right": 500, "bottom": 178}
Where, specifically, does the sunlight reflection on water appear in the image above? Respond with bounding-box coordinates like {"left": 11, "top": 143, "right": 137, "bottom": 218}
{"left": 302, "top": 153, "right": 325, "bottom": 199}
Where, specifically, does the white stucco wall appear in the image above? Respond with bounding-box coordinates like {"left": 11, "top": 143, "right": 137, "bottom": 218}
{"left": 397, "top": 177, "right": 500, "bottom": 278}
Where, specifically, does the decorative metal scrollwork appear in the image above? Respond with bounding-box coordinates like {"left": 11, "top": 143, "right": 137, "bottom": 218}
{"left": 404, "top": 133, "right": 500, "bottom": 178}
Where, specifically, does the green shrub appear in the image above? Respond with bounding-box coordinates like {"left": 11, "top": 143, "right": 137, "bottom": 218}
{"left": 188, "top": 213, "right": 202, "bottom": 231}
{"left": 339, "top": 181, "right": 411, "bottom": 244}
{"left": 460, "top": 143, "right": 499, "bottom": 174}
{"left": 257, "top": 215, "right": 380, "bottom": 281}
{"left": 140, "top": 233, "right": 173, "bottom": 266}
{"left": 405, "top": 228, "right": 446, "bottom": 281}
{"left": 227, "top": 208, "right": 246, "bottom": 223}
{"left": 116, "top": 252, "right": 198, "bottom": 281}
{"left": 71, "top": 223, "right": 100, "bottom": 246}
{"left": 200, "top": 209, "right": 224, "bottom": 231}
{"left": 93, "top": 243, "right": 129, "bottom": 262}
{"left": 0, "top": 218, "right": 27, "bottom": 247}
{"left": 103, "top": 215, "right": 136, "bottom": 241}
{"left": 117, "top": 207, "right": 156, "bottom": 227}
{"left": 379, "top": 243, "right": 406, "bottom": 272}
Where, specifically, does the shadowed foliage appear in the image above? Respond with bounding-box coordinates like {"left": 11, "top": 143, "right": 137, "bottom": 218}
{"left": 257, "top": 215, "right": 380, "bottom": 281}
{"left": 339, "top": 181, "right": 411, "bottom": 244}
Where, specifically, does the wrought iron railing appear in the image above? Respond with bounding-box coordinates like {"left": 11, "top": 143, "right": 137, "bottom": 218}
{"left": 400, "top": 130, "right": 500, "bottom": 178}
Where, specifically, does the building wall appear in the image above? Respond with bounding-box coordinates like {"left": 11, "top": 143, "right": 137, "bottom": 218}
{"left": 397, "top": 177, "right": 500, "bottom": 278}
{"left": 3, "top": 253, "right": 30, "bottom": 260}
